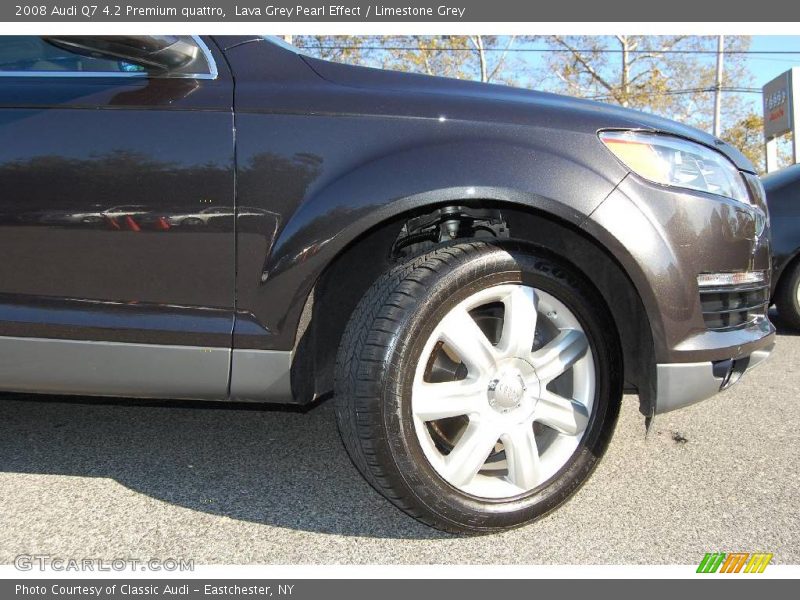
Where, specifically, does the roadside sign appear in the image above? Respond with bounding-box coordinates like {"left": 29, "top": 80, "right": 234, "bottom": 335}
{"left": 763, "top": 68, "right": 800, "bottom": 171}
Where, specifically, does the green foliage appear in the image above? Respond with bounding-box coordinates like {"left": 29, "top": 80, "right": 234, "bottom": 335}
{"left": 722, "top": 113, "right": 766, "bottom": 173}
{"left": 720, "top": 113, "right": 795, "bottom": 174}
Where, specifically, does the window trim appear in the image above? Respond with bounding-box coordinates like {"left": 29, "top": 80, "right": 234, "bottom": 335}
{"left": 0, "top": 36, "right": 218, "bottom": 80}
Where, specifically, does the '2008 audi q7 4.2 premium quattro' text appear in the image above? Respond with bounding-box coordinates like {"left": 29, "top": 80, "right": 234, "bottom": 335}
{"left": 0, "top": 35, "right": 775, "bottom": 532}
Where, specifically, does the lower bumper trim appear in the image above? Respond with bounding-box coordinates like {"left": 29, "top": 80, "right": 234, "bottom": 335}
{"left": 654, "top": 343, "right": 774, "bottom": 414}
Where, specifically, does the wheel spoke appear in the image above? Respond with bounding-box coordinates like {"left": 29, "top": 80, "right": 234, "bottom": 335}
{"left": 411, "top": 283, "right": 597, "bottom": 500}
{"left": 444, "top": 421, "right": 500, "bottom": 487}
{"left": 412, "top": 379, "right": 484, "bottom": 421}
{"left": 530, "top": 329, "right": 588, "bottom": 383}
{"left": 535, "top": 391, "right": 590, "bottom": 436}
{"left": 502, "top": 424, "right": 542, "bottom": 490}
{"left": 497, "top": 286, "right": 538, "bottom": 359}
{"left": 439, "top": 306, "right": 497, "bottom": 376}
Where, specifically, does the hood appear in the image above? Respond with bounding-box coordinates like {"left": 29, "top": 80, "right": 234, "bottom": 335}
{"left": 301, "top": 55, "right": 755, "bottom": 173}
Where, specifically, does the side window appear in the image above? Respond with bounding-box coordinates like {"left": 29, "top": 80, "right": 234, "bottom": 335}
{"left": 0, "top": 36, "right": 137, "bottom": 73}
{"left": 0, "top": 36, "right": 214, "bottom": 77}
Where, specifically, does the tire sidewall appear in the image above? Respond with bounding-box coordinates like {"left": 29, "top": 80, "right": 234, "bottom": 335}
{"left": 790, "top": 268, "right": 800, "bottom": 320}
{"left": 776, "top": 261, "right": 800, "bottom": 329}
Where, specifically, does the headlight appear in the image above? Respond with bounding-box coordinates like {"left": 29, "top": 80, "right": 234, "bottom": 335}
{"left": 599, "top": 130, "right": 751, "bottom": 205}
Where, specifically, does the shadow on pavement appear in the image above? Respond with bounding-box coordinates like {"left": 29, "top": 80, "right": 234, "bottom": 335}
{"left": 0, "top": 393, "right": 449, "bottom": 540}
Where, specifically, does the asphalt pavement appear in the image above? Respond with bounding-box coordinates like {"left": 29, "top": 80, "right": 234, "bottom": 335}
{"left": 1, "top": 316, "right": 798, "bottom": 565}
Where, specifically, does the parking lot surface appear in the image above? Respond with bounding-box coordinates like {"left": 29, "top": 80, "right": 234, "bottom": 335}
{"left": 1, "top": 319, "right": 798, "bottom": 565}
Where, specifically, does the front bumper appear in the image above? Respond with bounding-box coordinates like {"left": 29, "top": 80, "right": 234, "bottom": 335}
{"left": 584, "top": 169, "right": 775, "bottom": 416}
{"left": 586, "top": 172, "right": 772, "bottom": 365}
{"left": 655, "top": 341, "right": 774, "bottom": 413}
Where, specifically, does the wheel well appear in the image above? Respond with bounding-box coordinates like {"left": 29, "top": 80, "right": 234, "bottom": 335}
{"left": 773, "top": 250, "right": 800, "bottom": 302}
{"left": 291, "top": 202, "right": 656, "bottom": 416}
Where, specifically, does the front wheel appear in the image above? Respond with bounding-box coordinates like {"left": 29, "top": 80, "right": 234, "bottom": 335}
{"left": 775, "top": 260, "right": 800, "bottom": 330}
{"left": 334, "top": 242, "right": 622, "bottom": 533}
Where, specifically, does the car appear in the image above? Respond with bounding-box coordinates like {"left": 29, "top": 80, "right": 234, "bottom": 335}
{"left": 0, "top": 35, "right": 775, "bottom": 533}
{"left": 10, "top": 204, "right": 150, "bottom": 228}
{"left": 765, "top": 163, "right": 800, "bottom": 328}
{"left": 166, "top": 206, "right": 234, "bottom": 227}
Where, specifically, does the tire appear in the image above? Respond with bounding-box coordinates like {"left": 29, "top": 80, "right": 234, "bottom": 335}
{"left": 334, "top": 241, "right": 622, "bottom": 533}
{"left": 775, "top": 260, "right": 800, "bottom": 330}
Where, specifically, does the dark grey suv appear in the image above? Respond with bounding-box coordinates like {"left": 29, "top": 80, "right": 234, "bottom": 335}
{"left": 0, "top": 35, "right": 775, "bottom": 533}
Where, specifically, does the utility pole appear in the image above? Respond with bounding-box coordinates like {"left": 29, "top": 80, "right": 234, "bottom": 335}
{"left": 713, "top": 35, "right": 724, "bottom": 137}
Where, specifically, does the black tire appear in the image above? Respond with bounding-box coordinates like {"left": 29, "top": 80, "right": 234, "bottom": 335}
{"left": 334, "top": 241, "right": 622, "bottom": 533}
{"left": 775, "top": 260, "right": 800, "bottom": 330}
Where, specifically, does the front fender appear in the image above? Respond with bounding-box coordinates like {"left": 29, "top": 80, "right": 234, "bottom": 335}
{"left": 243, "top": 139, "right": 627, "bottom": 349}
{"left": 267, "top": 138, "right": 625, "bottom": 281}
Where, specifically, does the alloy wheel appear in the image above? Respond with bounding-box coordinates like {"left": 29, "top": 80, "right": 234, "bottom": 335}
{"left": 411, "top": 284, "right": 596, "bottom": 499}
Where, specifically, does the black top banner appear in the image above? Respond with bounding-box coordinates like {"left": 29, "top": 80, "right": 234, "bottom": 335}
{"left": 2, "top": 0, "right": 797, "bottom": 22}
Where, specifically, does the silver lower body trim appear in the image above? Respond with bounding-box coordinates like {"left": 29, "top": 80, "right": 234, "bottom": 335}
{"left": 0, "top": 336, "right": 230, "bottom": 400}
{"left": 655, "top": 343, "right": 774, "bottom": 414}
{"left": 0, "top": 336, "right": 294, "bottom": 402}
{"left": 229, "top": 348, "right": 293, "bottom": 402}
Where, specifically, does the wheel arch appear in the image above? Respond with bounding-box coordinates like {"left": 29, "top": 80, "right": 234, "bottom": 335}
{"left": 262, "top": 138, "right": 623, "bottom": 286}
{"left": 291, "top": 199, "right": 656, "bottom": 417}
{"left": 772, "top": 247, "right": 800, "bottom": 300}
{"left": 248, "top": 137, "right": 630, "bottom": 352}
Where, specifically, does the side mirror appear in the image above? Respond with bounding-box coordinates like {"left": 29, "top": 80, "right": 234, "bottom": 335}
{"left": 42, "top": 36, "right": 200, "bottom": 72}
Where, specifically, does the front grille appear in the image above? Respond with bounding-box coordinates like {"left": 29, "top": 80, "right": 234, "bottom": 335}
{"left": 699, "top": 284, "right": 770, "bottom": 331}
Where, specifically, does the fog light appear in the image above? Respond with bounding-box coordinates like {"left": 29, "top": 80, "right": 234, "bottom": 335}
{"left": 697, "top": 271, "right": 766, "bottom": 287}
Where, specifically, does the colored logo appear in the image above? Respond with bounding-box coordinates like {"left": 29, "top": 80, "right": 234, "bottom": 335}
{"left": 697, "top": 552, "right": 773, "bottom": 573}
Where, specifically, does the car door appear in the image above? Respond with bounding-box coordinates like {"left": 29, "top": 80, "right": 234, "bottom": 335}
{"left": 0, "top": 36, "right": 235, "bottom": 399}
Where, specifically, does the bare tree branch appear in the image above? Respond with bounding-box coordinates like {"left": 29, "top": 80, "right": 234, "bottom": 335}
{"left": 468, "top": 35, "right": 488, "bottom": 82}
{"left": 551, "top": 36, "right": 616, "bottom": 94}
{"left": 487, "top": 35, "right": 516, "bottom": 82}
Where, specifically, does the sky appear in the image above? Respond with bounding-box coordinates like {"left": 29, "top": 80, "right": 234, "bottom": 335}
{"left": 518, "top": 35, "right": 800, "bottom": 114}
{"left": 743, "top": 36, "right": 800, "bottom": 114}
{"left": 504, "top": 35, "right": 800, "bottom": 131}
{"left": 747, "top": 36, "right": 800, "bottom": 86}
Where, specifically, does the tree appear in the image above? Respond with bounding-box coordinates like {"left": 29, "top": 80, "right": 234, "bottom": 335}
{"left": 721, "top": 113, "right": 766, "bottom": 173}
{"left": 292, "top": 35, "right": 517, "bottom": 84}
{"left": 289, "top": 35, "right": 377, "bottom": 65}
{"left": 468, "top": 35, "right": 517, "bottom": 83}
{"left": 538, "top": 35, "right": 754, "bottom": 134}
{"left": 722, "top": 113, "right": 795, "bottom": 174}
